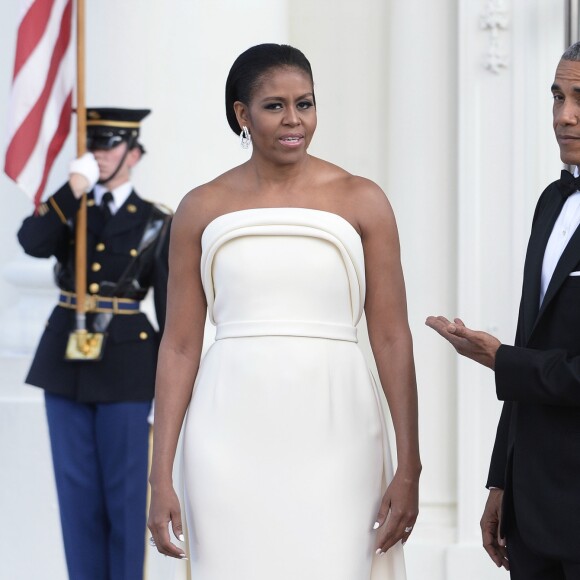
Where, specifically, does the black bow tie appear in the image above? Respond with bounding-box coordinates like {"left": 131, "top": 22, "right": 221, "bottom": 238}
{"left": 557, "top": 170, "right": 580, "bottom": 199}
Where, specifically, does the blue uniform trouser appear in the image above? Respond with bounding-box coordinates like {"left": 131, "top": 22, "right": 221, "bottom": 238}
{"left": 44, "top": 392, "right": 151, "bottom": 580}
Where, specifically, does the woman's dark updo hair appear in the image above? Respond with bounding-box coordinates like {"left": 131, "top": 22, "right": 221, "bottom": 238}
{"left": 225, "top": 43, "right": 315, "bottom": 135}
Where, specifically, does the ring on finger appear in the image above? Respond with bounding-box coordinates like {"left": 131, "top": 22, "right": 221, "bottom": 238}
{"left": 148, "top": 536, "right": 156, "bottom": 547}
{"left": 404, "top": 526, "right": 413, "bottom": 533}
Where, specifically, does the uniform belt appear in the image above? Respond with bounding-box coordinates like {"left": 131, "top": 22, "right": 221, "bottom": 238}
{"left": 58, "top": 291, "right": 140, "bottom": 314}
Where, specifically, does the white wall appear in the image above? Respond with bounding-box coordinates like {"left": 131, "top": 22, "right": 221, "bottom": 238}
{"left": 0, "top": 0, "right": 570, "bottom": 578}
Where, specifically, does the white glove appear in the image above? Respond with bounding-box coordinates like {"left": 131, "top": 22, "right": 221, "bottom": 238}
{"left": 69, "top": 152, "right": 99, "bottom": 192}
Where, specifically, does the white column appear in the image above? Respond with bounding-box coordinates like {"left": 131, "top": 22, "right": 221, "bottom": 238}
{"left": 288, "top": 0, "right": 388, "bottom": 183}
{"left": 384, "top": 0, "right": 459, "bottom": 577}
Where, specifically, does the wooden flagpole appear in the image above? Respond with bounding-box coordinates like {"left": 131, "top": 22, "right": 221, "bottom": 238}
{"left": 73, "top": 0, "right": 88, "bottom": 349}
{"left": 66, "top": 0, "right": 105, "bottom": 359}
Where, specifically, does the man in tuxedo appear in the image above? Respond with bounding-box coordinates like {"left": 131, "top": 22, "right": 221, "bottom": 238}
{"left": 426, "top": 42, "right": 580, "bottom": 579}
{"left": 18, "top": 108, "right": 171, "bottom": 580}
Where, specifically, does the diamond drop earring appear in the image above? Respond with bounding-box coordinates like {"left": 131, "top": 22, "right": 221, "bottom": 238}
{"left": 240, "top": 126, "right": 252, "bottom": 149}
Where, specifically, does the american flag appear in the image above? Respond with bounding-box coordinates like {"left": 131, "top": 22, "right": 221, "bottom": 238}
{"left": 4, "top": 0, "right": 74, "bottom": 207}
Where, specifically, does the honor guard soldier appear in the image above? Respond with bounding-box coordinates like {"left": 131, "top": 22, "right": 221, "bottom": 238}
{"left": 18, "top": 108, "right": 171, "bottom": 580}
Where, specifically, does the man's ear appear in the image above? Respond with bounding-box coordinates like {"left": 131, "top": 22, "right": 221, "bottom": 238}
{"left": 233, "top": 101, "right": 249, "bottom": 131}
{"left": 126, "top": 146, "right": 142, "bottom": 168}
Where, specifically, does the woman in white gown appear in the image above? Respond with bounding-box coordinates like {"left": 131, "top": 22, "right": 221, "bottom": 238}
{"left": 148, "top": 44, "right": 420, "bottom": 580}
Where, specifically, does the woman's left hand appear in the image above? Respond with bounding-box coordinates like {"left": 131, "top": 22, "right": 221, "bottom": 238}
{"left": 373, "top": 468, "right": 419, "bottom": 554}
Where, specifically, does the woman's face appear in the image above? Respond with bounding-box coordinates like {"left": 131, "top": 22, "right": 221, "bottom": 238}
{"left": 236, "top": 66, "right": 317, "bottom": 163}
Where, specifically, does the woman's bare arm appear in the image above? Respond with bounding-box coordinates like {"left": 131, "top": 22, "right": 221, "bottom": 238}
{"left": 357, "top": 180, "right": 421, "bottom": 553}
{"left": 148, "top": 189, "right": 210, "bottom": 558}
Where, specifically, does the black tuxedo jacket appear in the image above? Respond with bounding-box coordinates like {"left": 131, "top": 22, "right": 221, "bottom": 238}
{"left": 18, "top": 183, "right": 171, "bottom": 403}
{"left": 487, "top": 179, "right": 580, "bottom": 561}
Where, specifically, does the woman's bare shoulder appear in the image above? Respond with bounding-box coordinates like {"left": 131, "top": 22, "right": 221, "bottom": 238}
{"left": 312, "top": 158, "right": 387, "bottom": 199}
{"left": 336, "top": 175, "right": 396, "bottom": 235}
{"left": 309, "top": 156, "right": 351, "bottom": 182}
{"left": 318, "top": 166, "right": 391, "bottom": 214}
{"left": 303, "top": 158, "right": 393, "bottom": 235}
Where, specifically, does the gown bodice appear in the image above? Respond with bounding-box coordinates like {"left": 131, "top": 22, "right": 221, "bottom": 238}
{"left": 201, "top": 208, "right": 366, "bottom": 342}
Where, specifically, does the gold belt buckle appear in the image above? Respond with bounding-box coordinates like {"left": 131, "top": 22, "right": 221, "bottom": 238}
{"left": 85, "top": 294, "right": 98, "bottom": 312}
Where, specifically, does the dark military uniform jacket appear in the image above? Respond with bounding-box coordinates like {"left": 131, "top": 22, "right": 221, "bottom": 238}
{"left": 18, "top": 182, "right": 171, "bottom": 403}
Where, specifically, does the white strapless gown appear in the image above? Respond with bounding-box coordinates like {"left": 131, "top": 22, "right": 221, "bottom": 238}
{"left": 182, "top": 208, "right": 406, "bottom": 580}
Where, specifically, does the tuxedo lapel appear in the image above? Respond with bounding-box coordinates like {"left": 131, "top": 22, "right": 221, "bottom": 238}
{"left": 534, "top": 219, "right": 580, "bottom": 327}
{"left": 521, "top": 187, "right": 564, "bottom": 343}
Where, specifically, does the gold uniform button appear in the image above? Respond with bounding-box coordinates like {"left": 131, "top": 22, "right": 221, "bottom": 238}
{"left": 96, "top": 243, "right": 105, "bottom": 252}
{"left": 129, "top": 248, "right": 138, "bottom": 257}
{"left": 87, "top": 199, "right": 96, "bottom": 207}
{"left": 127, "top": 204, "right": 137, "bottom": 213}
{"left": 139, "top": 332, "right": 148, "bottom": 340}
{"left": 89, "top": 283, "right": 100, "bottom": 293}
{"left": 91, "top": 262, "right": 101, "bottom": 272}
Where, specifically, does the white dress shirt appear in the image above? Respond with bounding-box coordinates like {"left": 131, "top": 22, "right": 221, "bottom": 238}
{"left": 93, "top": 182, "right": 133, "bottom": 216}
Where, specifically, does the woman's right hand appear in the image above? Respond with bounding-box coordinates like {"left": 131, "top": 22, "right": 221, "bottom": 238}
{"left": 147, "top": 482, "right": 188, "bottom": 560}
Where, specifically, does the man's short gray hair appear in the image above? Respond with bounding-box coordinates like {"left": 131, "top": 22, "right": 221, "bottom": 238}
{"left": 562, "top": 41, "right": 580, "bottom": 61}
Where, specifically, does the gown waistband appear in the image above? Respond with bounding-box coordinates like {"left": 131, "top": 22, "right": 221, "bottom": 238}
{"left": 215, "top": 320, "right": 358, "bottom": 343}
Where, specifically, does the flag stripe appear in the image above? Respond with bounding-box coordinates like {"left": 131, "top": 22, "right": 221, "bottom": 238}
{"left": 4, "top": 0, "right": 72, "bottom": 181}
{"left": 13, "top": 0, "right": 56, "bottom": 80}
{"left": 18, "top": 43, "right": 73, "bottom": 198}
{"left": 33, "top": 91, "right": 72, "bottom": 205}
{"left": 6, "top": 0, "right": 69, "bottom": 141}
{"left": 5, "top": 0, "right": 74, "bottom": 203}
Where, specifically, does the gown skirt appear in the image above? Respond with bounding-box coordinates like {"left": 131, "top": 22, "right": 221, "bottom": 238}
{"left": 182, "top": 208, "right": 407, "bottom": 580}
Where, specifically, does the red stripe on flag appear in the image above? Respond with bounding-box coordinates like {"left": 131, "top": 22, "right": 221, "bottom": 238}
{"left": 4, "top": 0, "right": 72, "bottom": 181}
{"left": 33, "top": 91, "right": 72, "bottom": 206}
{"left": 13, "top": 0, "right": 56, "bottom": 80}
